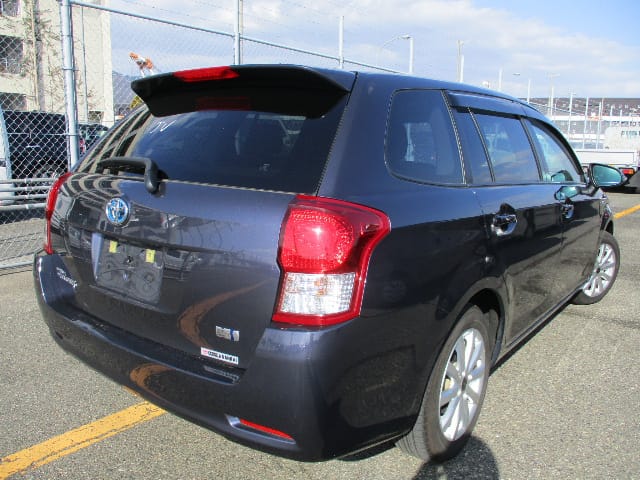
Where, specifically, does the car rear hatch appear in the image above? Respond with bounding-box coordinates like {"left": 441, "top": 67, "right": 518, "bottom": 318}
{"left": 47, "top": 65, "right": 354, "bottom": 371}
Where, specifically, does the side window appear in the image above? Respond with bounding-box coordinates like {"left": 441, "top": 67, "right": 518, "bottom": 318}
{"left": 474, "top": 113, "right": 540, "bottom": 184}
{"left": 526, "top": 120, "right": 583, "bottom": 183}
{"left": 452, "top": 108, "right": 493, "bottom": 184}
{"left": 386, "top": 90, "right": 463, "bottom": 184}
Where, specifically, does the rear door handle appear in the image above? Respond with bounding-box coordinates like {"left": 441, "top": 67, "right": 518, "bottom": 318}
{"left": 491, "top": 213, "right": 517, "bottom": 237}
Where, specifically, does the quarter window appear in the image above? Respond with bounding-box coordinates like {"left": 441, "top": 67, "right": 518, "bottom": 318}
{"left": 386, "top": 90, "right": 463, "bottom": 184}
{"left": 474, "top": 113, "right": 540, "bottom": 183}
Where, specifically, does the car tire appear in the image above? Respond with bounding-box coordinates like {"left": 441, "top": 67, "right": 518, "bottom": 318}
{"left": 397, "top": 305, "right": 492, "bottom": 462}
{"left": 572, "top": 231, "right": 620, "bottom": 305}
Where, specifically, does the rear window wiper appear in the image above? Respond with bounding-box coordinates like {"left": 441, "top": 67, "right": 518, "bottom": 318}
{"left": 97, "top": 156, "right": 165, "bottom": 194}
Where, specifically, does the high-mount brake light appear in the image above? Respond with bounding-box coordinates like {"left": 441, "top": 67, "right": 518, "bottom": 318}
{"left": 173, "top": 66, "right": 239, "bottom": 83}
{"left": 274, "top": 195, "right": 390, "bottom": 327}
{"left": 44, "top": 172, "right": 71, "bottom": 255}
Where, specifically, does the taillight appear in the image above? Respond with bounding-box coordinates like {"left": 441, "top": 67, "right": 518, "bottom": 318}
{"left": 44, "top": 172, "right": 71, "bottom": 254}
{"left": 273, "top": 195, "right": 390, "bottom": 327}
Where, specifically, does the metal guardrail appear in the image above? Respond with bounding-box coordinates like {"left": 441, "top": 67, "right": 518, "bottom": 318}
{"left": 0, "top": 178, "right": 53, "bottom": 211}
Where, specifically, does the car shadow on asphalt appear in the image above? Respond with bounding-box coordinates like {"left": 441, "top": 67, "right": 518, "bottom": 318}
{"left": 412, "top": 437, "right": 499, "bottom": 479}
{"left": 340, "top": 437, "right": 499, "bottom": 479}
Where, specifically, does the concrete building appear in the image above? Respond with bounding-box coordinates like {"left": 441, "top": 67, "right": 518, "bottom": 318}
{"left": 0, "top": 0, "right": 114, "bottom": 124}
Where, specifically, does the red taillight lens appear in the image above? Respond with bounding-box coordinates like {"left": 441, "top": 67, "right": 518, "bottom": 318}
{"left": 44, "top": 172, "right": 71, "bottom": 254}
{"left": 280, "top": 206, "right": 354, "bottom": 272}
{"left": 273, "top": 195, "right": 390, "bottom": 326}
{"left": 621, "top": 168, "right": 635, "bottom": 177}
{"left": 173, "top": 66, "right": 239, "bottom": 83}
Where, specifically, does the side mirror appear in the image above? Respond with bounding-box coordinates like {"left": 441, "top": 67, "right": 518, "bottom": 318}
{"left": 589, "top": 163, "right": 625, "bottom": 188}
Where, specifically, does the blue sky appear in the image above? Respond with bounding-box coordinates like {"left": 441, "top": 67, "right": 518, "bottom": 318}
{"left": 476, "top": 0, "right": 638, "bottom": 45}
{"left": 110, "top": 0, "right": 640, "bottom": 98}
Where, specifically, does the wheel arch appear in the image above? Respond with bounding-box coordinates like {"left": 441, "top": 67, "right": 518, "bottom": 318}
{"left": 443, "top": 279, "right": 506, "bottom": 368}
{"left": 466, "top": 289, "right": 504, "bottom": 366}
{"left": 604, "top": 219, "right": 614, "bottom": 235}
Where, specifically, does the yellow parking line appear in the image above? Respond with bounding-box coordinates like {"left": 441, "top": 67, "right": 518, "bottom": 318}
{"left": 0, "top": 402, "right": 165, "bottom": 479}
{"left": 614, "top": 204, "right": 640, "bottom": 219}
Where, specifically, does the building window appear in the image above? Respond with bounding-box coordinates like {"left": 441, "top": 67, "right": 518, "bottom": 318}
{"left": 0, "top": 0, "right": 20, "bottom": 16}
{"left": 0, "top": 92, "right": 26, "bottom": 110}
{"left": 0, "top": 36, "right": 23, "bottom": 74}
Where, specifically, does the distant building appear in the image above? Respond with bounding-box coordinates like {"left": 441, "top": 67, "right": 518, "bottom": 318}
{"left": 0, "top": 0, "right": 114, "bottom": 124}
{"left": 527, "top": 97, "right": 640, "bottom": 150}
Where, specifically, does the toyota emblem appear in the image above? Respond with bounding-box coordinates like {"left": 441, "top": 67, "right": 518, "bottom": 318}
{"left": 105, "top": 198, "right": 130, "bottom": 226}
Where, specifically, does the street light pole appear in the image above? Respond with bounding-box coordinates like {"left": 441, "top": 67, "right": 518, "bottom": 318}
{"left": 582, "top": 96, "right": 590, "bottom": 148}
{"left": 457, "top": 40, "right": 464, "bottom": 82}
{"left": 397, "top": 35, "right": 414, "bottom": 74}
{"left": 548, "top": 73, "right": 560, "bottom": 117}
{"left": 407, "top": 35, "right": 414, "bottom": 74}
{"left": 379, "top": 35, "right": 414, "bottom": 74}
{"left": 568, "top": 92, "right": 576, "bottom": 135}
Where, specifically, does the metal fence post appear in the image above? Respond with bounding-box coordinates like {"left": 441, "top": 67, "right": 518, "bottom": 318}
{"left": 338, "top": 16, "right": 344, "bottom": 69}
{"left": 59, "top": 0, "right": 80, "bottom": 170}
{"left": 234, "top": 0, "right": 242, "bottom": 64}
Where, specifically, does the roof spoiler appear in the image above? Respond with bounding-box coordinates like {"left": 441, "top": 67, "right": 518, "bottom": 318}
{"left": 131, "top": 65, "right": 355, "bottom": 113}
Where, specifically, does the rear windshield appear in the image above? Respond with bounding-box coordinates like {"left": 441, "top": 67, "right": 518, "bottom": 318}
{"left": 78, "top": 88, "right": 348, "bottom": 193}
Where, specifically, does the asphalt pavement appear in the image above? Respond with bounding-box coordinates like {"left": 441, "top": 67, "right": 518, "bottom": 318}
{"left": 1, "top": 191, "right": 639, "bottom": 480}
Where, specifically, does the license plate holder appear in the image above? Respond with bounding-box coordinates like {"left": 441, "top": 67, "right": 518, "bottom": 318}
{"left": 95, "top": 237, "right": 164, "bottom": 304}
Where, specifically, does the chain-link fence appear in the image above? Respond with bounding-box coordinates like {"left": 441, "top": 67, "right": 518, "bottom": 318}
{"left": 0, "top": 0, "right": 64, "bottom": 268}
{"left": 0, "top": 110, "right": 66, "bottom": 268}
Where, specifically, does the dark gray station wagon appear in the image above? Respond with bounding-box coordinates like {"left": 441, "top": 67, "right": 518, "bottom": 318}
{"left": 34, "top": 65, "right": 623, "bottom": 462}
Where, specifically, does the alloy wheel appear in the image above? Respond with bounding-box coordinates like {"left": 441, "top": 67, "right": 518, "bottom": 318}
{"left": 583, "top": 241, "right": 617, "bottom": 298}
{"left": 438, "top": 327, "right": 487, "bottom": 442}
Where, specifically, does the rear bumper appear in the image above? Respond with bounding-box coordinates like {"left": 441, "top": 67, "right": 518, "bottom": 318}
{"left": 33, "top": 253, "right": 425, "bottom": 461}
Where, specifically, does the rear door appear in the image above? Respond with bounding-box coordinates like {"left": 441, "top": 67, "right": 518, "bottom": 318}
{"left": 50, "top": 66, "right": 353, "bottom": 370}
